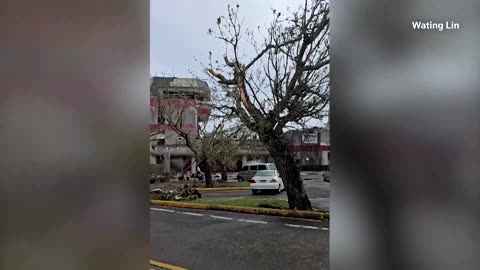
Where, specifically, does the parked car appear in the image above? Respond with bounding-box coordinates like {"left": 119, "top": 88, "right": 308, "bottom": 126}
{"left": 237, "top": 162, "right": 277, "bottom": 182}
{"left": 250, "top": 170, "right": 284, "bottom": 194}
{"left": 212, "top": 174, "right": 221, "bottom": 181}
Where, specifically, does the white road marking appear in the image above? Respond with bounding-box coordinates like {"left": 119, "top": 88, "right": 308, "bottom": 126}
{"left": 210, "top": 215, "right": 234, "bottom": 220}
{"left": 238, "top": 219, "right": 268, "bottom": 224}
{"left": 150, "top": 208, "right": 175, "bottom": 213}
{"left": 301, "top": 225, "right": 319, "bottom": 230}
{"left": 150, "top": 208, "right": 325, "bottom": 231}
{"left": 285, "top": 224, "right": 319, "bottom": 230}
{"left": 179, "top": 211, "right": 204, "bottom": 216}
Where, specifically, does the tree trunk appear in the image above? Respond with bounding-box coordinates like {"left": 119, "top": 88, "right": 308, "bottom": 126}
{"left": 268, "top": 137, "right": 312, "bottom": 211}
{"left": 200, "top": 161, "right": 213, "bottom": 187}
{"left": 220, "top": 165, "right": 228, "bottom": 182}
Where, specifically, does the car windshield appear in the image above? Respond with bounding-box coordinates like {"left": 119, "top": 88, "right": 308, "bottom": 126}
{"left": 255, "top": 170, "right": 275, "bottom": 177}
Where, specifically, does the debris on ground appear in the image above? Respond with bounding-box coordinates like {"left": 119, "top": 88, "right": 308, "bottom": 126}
{"left": 150, "top": 184, "right": 202, "bottom": 201}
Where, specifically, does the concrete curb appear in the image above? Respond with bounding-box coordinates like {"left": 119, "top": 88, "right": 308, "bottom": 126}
{"left": 150, "top": 200, "right": 329, "bottom": 221}
{"left": 150, "top": 259, "right": 187, "bottom": 270}
{"left": 196, "top": 187, "right": 250, "bottom": 191}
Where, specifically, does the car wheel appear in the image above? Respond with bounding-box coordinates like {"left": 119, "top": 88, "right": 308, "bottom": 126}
{"left": 252, "top": 189, "right": 259, "bottom": 195}
{"left": 238, "top": 177, "right": 244, "bottom": 182}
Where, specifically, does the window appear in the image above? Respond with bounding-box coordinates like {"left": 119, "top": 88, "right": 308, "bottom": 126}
{"left": 258, "top": 165, "right": 267, "bottom": 170}
{"left": 268, "top": 164, "right": 277, "bottom": 170}
{"left": 241, "top": 166, "right": 248, "bottom": 171}
{"left": 255, "top": 170, "right": 275, "bottom": 177}
{"left": 250, "top": 165, "right": 258, "bottom": 171}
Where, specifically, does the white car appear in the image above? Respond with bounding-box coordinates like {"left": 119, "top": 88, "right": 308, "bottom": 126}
{"left": 212, "top": 174, "right": 221, "bottom": 181}
{"left": 250, "top": 170, "right": 284, "bottom": 194}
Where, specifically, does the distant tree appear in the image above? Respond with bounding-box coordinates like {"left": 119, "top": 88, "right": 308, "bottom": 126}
{"left": 158, "top": 103, "right": 248, "bottom": 187}
{"left": 206, "top": 0, "right": 329, "bottom": 210}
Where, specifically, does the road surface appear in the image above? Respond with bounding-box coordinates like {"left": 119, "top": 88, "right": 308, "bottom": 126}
{"left": 202, "top": 178, "right": 330, "bottom": 211}
{"left": 150, "top": 206, "right": 329, "bottom": 270}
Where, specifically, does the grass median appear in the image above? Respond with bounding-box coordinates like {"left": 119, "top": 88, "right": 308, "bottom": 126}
{"left": 213, "top": 181, "right": 250, "bottom": 188}
{"left": 185, "top": 198, "right": 289, "bottom": 210}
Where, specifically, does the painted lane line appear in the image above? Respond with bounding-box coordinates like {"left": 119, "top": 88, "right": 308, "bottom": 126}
{"left": 301, "top": 225, "right": 319, "bottom": 230}
{"left": 321, "top": 227, "right": 329, "bottom": 231}
{"left": 150, "top": 208, "right": 175, "bottom": 213}
{"left": 285, "top": 224, "right": 319, "bottom": 230}
{"left": 179, "top": 211, "right": 204, "bottom": 217}
{"left": 210, "top": 215, "right": 234, "bottom": 220}
{"left": 237, "top": 219, "right": 268, "bottom": 224}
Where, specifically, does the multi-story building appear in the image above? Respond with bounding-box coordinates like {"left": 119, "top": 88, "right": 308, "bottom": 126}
{"left": 285, "top": 127, "right": 330, "bottom": 167}
{"left": 150, "top": 77, "right": 211, "bottom": 174}
{"left": 150, "top": 76, "right": 330, "bottom": 174}
{"left": 231, "top": 128, "right": 330, "bottom": 171}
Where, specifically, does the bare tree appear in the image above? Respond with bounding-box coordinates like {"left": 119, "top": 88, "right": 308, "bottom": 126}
{"left": 212, "top": 125, "right": 251, "bottom": 181}
{"left": 159, "top": 103, "right": 247, "bottom": 187}
{"left": 206, "top": 0, "right": 329, "bottom": 210}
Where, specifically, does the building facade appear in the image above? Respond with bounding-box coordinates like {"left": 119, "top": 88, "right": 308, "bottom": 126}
{"left": 150, "top": 77, "right": 330, "bottom": 174}
{"left": 285, "top": 128, "right": 330, "bottom": 167}
{"left": 230, "top": 128, "right": 330, "bottom": 171}
{"left": 150, "top": 77, "right": 211, "bottom": 174}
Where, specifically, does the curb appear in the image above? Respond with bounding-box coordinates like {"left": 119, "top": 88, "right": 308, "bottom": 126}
{"left": 150, "top": 200, "right": 329, "bottom": 221}
{"left": 196, "top": 187, "right": 250, "bottom": 191}
{"left": 150, "top": 259, "right": 187, "bottom": 270}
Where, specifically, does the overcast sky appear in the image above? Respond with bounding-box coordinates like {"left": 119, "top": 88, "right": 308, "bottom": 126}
{"left": 150, "top": 0, "right": 303, "bottom": 77}
{"left": 150, "top": 0, "right": 327, "bottom": 128}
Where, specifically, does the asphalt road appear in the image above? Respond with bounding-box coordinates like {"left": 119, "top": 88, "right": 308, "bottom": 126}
{"left": 203, "top": 178, "right": 330, "bottom": 211}
{"left": 150, "top": 206, "right": 329, "bottom": 270}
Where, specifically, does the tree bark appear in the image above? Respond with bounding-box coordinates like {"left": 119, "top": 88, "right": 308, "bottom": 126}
{"left": 267, "top": 136, "right": 313, "bottom": 211}
{"left": 200, "top": 161, "right": 213, "bottom": 187}
{"left": 219, "top": 165, "right": 228, "bottom": 182}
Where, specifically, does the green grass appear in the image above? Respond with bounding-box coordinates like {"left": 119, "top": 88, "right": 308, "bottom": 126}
{"left": 186, "top": 198, "right": 289, "bottom": 209}
{"left": 215, "top": 181, "right": 251, "bottom": 187}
